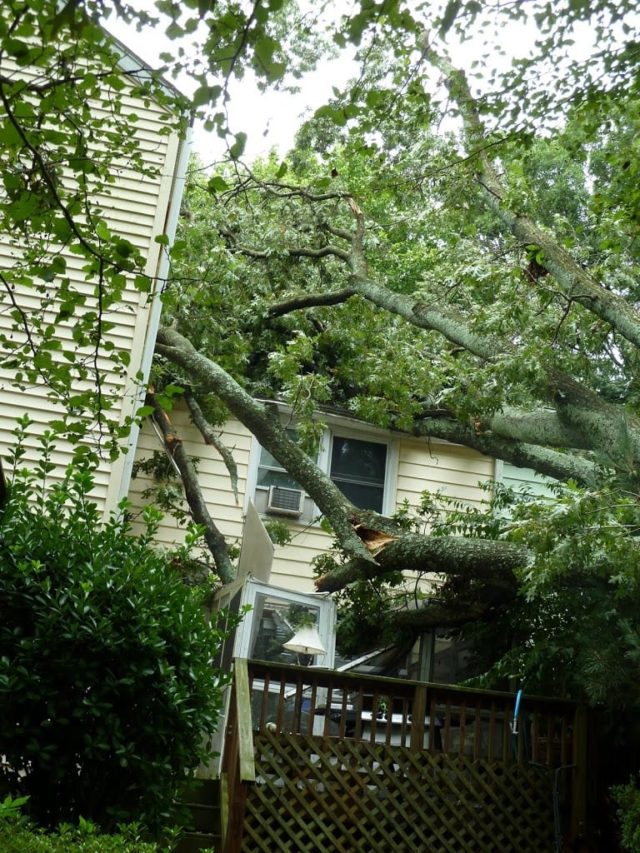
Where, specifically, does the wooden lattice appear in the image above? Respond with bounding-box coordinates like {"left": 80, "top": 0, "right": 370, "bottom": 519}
{"left": 241, "top": 732, "right": 557, "bottom": 852}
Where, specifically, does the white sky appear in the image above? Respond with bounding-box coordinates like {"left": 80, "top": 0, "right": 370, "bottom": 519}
{"left": 105, "top": 5, "right": 359, "bottom": 164}
{"left": 104, "top": 3, "right": 601, "bottom": 167}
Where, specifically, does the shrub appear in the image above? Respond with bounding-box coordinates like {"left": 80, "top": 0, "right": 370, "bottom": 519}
{"left": 612, "top": 776, "right": 640, "bottom": 852}
{"left": 0, "top": 815, "right": 160, "bottom": 852}
{"left": 0, "top": 427, "right": 232, "bottom": 831}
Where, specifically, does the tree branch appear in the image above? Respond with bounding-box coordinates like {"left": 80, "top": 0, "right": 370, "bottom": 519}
{"left": 236, "top": 243, "right": 351, "bottom": 262}
{"left": 429, "top": 48, "right": 640, "bottom": 352}
{"left": 267, "top": 288, "right": 356, "bottom": 317}
{"left": 411, "top": 416, "right": 599, "bottom": 486}
{"left": 388, "top": 600, "right": 498, "bottom": 632}
{"left": 147, "top": 392, "right": 235, "bottom": 584}
{"left": 315, "top": 534, "right": 529, "bottom": 593}
{"left": 183, "top": 390, "right": 239, "bottom": 504}
{"left": 155, "top": 326, "right": 377, "bottom": 564}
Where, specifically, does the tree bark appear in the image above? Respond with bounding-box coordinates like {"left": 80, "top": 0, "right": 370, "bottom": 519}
{"left": 315, "top": 535, "right": 530, "bottom": 592}
{"left": 184, "top": 391, "right": 240, "bottom": 503}
{"left": 411, "top": 417, "right": 599, "bottom": 486}
{"left": 148, "top": 393, "right": 235, "bottom": 584}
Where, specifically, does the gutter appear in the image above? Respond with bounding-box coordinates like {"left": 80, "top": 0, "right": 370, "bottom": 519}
{"left": 115, "top": 121, "right": 193, "bottom": 506}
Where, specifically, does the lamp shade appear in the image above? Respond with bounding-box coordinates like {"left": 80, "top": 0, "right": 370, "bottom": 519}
{"left": 283, "top": 624, "right": 326, "bottom": 657}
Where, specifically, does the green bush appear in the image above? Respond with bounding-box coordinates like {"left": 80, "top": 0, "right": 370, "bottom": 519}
{"left": 0, "top": 816, "right": 159, "bottom": 852}
{"left": 0, "top": 426, "right": 232, "bottom": 830}
{"left": 613, "top": 776, "right": 640, "bottom": 852}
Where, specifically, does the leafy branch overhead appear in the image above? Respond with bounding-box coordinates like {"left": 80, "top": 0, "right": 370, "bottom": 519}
{"left": 3, "top": 0, "right": 640, "bottom": 708}
{"left": 151, "top": 0, "right": 640, "bottom": 677}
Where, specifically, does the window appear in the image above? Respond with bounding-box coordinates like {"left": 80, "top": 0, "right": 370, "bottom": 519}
{"left": 329, "top": 436, "right": 387, "bottom": 512}
{"left": 257, "top": 443, "right": 302, "bottom": 491}
{"left": 247, "top": 420, "right": 397, "bottom": 521}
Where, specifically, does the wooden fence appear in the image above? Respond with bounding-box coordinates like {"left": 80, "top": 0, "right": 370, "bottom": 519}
{"left": 220, "top": 660, "right": 589, "bottom": 852}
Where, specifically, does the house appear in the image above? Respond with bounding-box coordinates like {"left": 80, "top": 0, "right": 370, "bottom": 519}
{"left": 0, "top": 22, "right": 190, "bottom": 514}
{"left": 128, "top": 400, "right": 498, "bottom": 593}
{"left": 128, "top": 398, "right": 559, "bottom": 687}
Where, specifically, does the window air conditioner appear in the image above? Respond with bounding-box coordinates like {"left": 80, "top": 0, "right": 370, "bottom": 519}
{"left": 266, "top": 485, "right": 305, "bottom": 517}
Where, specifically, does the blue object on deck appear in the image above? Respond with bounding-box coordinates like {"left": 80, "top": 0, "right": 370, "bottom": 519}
{"left": 511, "top": 688, "right": 523, "bottom": 735}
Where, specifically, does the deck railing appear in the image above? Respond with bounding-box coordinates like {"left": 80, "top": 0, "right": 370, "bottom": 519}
{"left": 221, "top": 660, "right": 589, "bottom": 851}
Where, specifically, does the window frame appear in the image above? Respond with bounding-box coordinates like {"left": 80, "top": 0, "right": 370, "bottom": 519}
{"left": 245, "top": 414, "right": 399, "bottom": 521}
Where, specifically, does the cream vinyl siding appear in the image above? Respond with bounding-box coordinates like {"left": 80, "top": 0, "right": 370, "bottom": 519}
{"left": 0, "top": 69, "right": 184, "bottom": 517}
{"left": 500, "top": 461, "right": 557, "bottom": 500}
{"left": 127, "top": 408, "right": 250, "bottom": 551}
{"left": 396, "top": 439, "right": 495, "bottom": 511}
{"left": 128, "top": 406, "right": 495, "bottom": 594}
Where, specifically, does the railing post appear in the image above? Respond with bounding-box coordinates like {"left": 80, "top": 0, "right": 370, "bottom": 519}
{"left": 223, "top": 659, "right": 256, "bottom": 853}
{"left": 235, "top": 659, "right": 256, "bottom": 784}
{"left": 410, "top": 685, "right": 427, "bottom": 752}
{"left": 220, "top": 681, "right": 236, "bottom": 853}
{"left": 571, "top": 704, "right": 588, "bottom": 842}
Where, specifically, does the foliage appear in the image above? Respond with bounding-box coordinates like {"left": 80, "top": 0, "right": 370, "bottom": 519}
{"left": 612, "top": 776, "right": 640, "bottom": 853}
{"left": 262, "top": 518, "right": 293, "bottom": 547}
{"left": 4, "top": 0, "right": 640, "bottom": 806}
{"left": 156, "top": 13, "right": 640, "bottom": 712}
{"left": 0, "top": 813, "right": 161, "bottom": 853}
{"left": 0, "top": 794, "right": 30, "bottom": 822}
{"left": 433, "top": 483, "right": 640, "bottom": 707}
{"left": 0, "top": 423, "right": 234, "bottom": 830}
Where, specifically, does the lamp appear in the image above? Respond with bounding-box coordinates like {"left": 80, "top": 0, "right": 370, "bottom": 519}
{"left": 283, "top": 624, "right": 326, "bottom": 664}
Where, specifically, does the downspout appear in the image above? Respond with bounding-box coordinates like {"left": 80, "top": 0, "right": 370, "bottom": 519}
{"left": 116, "top": 121, "right": 193, "bottom": 506}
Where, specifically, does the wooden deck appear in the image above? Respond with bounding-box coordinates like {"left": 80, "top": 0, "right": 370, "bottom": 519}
{"left": 220, "top": 660, "right": 589, "bottom": 852}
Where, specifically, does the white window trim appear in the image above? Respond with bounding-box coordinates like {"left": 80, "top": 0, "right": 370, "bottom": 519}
{"left": 323, "top": 426, "right": 399, "bottom": 517}
{"left": 244, "top": 414, "right": 399, "bottom": 520}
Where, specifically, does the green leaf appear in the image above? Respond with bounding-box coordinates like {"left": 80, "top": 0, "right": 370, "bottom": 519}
{"left": 207, "top": 175, "right": 229, "bottom": 194}
{"left": 229, "top": 132, "right": 247, "bottom": 160}
{"left": 192, "top": 84, "right": 222, "bottom": 108}
{"left": 439, "top": 0, "right": 462, "bottom": 36}
{"left": 95, "top": 221, "right": 111, "bottom": 241}
{"left": 314, "top": 105, "right": 347, "bottom": 126}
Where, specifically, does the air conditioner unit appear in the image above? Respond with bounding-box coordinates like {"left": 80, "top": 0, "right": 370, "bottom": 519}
{"left": 266, "top": 485, "right": 305, "bottom": 517}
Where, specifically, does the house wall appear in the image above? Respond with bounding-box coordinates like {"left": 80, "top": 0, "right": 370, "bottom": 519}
{"left": 128, "top": 404, "right": 496, "bottom": 593}
{"left": 0, "top": 65, "right": 186, "bottom": 517}
{"left": 499, "top": 460, "right": 557, "bottom": 498}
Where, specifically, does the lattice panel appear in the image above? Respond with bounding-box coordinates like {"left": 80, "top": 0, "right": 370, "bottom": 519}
{"left": 241, "top": 732, "right": 556, "bottom": 852}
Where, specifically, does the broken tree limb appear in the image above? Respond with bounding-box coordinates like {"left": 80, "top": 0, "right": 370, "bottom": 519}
{"left": 184, "top": 390, "right": 240, "bottom": 504}
{"left": 315, "top": 534, "right": 530, "bottom": 593}
{"left": 147, "top": 392, "right": 235, "bottom": 584}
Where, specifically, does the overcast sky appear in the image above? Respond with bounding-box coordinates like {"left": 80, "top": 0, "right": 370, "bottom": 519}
{"left": 105, "top": 5, "right": 359, "bottom": 164}
{"left": 105, "top": 4, "right": 597, "bottom": 167}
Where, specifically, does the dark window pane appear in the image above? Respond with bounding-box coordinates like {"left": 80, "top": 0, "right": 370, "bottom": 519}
{"left": 330, "top": 437, "right": 386, "bottom": 484}
{"left": 257, "top": 468, "right": 302, "bottom": 490}
{"left": 334, "top": 480, "right": 384, "bottom": 512}
{"left": 330, "top": 437, "right": 387, "bottom": 510}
